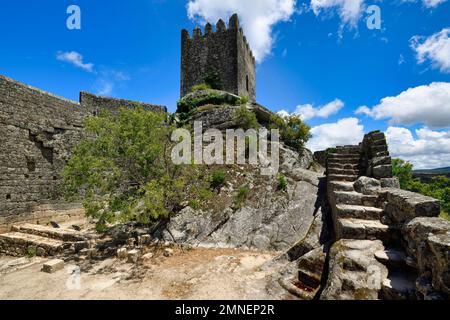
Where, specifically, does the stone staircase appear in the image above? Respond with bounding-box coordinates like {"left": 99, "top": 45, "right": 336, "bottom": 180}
{"left": 326, "top": 143, "right": 417, "bottom": 300}
{"left": 0, "top": 223, "right": 87, "bottom": 257}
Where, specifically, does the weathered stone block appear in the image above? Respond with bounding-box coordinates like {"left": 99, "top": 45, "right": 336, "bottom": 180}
{"left": 127, "top": 249, "right": 140, "bottom": 263}
{"left": 372, "top": 165, "right": 392, "bottom": 179}
{"left": 386, "top": 189, "right": 440, "bottom": 224}
{"left": 353, "top": 176, "right": 381, "bottom": 195}
{"left": 42, "top": 259, "right": 64, "bottom": 273}
{"left": 117, "top": 248, "right": 127, "bottom": 260}
{"left": 380, "top": 177, "right": 400, "bottom": 189}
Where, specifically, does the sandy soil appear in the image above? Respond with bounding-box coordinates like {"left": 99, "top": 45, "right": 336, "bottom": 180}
{"left": 0, "top": 247, "right": 284, "bottom": 300}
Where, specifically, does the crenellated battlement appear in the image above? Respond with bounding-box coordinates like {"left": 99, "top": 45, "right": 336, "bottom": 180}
{"left": 181, "top": 14, "right": 256, "bottom": 100}
{"left": 181, "top": 15, "right": 255, "bottom": 64}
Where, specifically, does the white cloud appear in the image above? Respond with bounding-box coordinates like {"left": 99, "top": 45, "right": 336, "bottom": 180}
{"left": 401, "top": 0, "right": 448, "bottom": 8}
{"left": 296, "top": 98, "right": 344, "bottom": 120}
{"left": 277, "top": 110, "right": 291, "bottom": 118}
{"left": 94, "top": 79, "right": 114, "bottom": 96}
{"left": 93, "top": 70, "right": 131, "bottom": 96}
{"left": 410, "top": 28, "right": 450, "bottom": 73}
{"left": 356, "top": 82, "right": 450, "bottom": 128}
{"left": 310, "top": 0, "right": 365, "bottom": 30}
{"left": 306, "top": 117, "right": 365, "bottom": 151}
{"left": 386, "top": 126, "right": 450, "bottom": 169}
{"left": 276, "top": 98, "right": 344, "bottom": 121}
{"left": 186, "top": 0, "right": 296, "bottom": 62}
{"left": 423, "top": 0, "right": 448, "bottom": 7}
{"left": 56, "top": 51, "right": 94, "bottom": 72}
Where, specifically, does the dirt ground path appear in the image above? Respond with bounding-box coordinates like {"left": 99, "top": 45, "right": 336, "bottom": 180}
{"left": 0, "top": 247, "right": 285, "bottom": 300}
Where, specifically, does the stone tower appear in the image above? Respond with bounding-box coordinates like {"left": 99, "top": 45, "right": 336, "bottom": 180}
{"left": 181, "top": 14, "right": 256, "bottom": 101}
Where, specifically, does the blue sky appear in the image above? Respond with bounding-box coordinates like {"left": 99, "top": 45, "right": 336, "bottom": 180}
{"left": 0, "top": 0, "right": 449, "bottom": 169}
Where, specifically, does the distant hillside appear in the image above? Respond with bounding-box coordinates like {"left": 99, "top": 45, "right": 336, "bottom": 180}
{"left": 413, "top": 167, "right": 450, "bottom": 183}
{"left": 414, "top": 167, "right": 450, "bottom": 174}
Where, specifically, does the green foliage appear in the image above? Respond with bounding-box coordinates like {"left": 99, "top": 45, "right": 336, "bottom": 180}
{"left": 234, "top": 105, "right": 260, "bottom": 130}
{"left": 269, "top": 114, "right": 311, "bottom": 152}
{"left": 189, "top": 200, "right": 201, "bottom": 210}
{"left": 63, "top": 107, "right": 199, "bottom": 231}
{"left": 210, "top": 170, "right": 226, "bottom": 190}
{"left": 198, "top": 187, "right": 214, "bottom": 201}
{"left": 392, "top": 158, "right": 450, "bottom": 219}
{"left": 441, "top": 210, "right": 450, "bottom": 221}
{"left": 191, "top": 83, "right": 212, "bottom": 92}
{"left": 237, "top": 95, "right": 250, "bottom": 105}
{"left": 326, "top": 147, "right": 337, "bottom": 155}
{"left": 26, "top": 247, "right": 36, "bottom": 258}
{"left": 176, "top": 91, "right": 240, "bottom": 114}
{"left": 235, "top": 185, "right": 250, "bottom": 207}
{"left": 277, "top": 174, "right": 288, "bottom": 191}
{"left": 392, "top": 158, "right": 415, "bottom": 189}
{"left": 196, "top": 104, "right": 217, "bottom": 113}
{"left": 203, "top": 71, "right": 223, "bottom": 90}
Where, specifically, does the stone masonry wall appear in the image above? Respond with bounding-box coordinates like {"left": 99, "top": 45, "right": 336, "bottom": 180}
{"left": 0, "top": 75, "right": 165, "bottom": 232}
{"left": 180, "top": 14, "right": 256, "bottom": 100}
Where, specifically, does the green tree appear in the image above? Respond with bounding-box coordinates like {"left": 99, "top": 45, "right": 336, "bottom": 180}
{"left": 269, "top": 114, "right": 311, "bottom": 152}
{"left": 63, "top": 107, "right": 198, "bottom": 231}
{"left": 392, "top": 158, "right": 414, "bottom": 189}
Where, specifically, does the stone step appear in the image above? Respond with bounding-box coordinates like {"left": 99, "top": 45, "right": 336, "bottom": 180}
{"left": 11, "top": 223, "right": 86, "bottom": 242}
{"left": 328, "top": 174, "right": 358, "bottom": 182}
{"left": 380, "top": 271, "right": 417, "bottom": 300}
{"left": 0, "top": 232, "right": 65, "bottom": 257}
{"left": 335, "top": 204, "right": 382, "bottom": 220}
{"left": 328, "top": 167, "right": 359, "bottom": 176}
{"left": 334, "top": 192, "right": 379, "bottom": 207}
{"left": 328, "top": 158, "right": 360, "bottom": 165}
{"left": 335, "top": 146, "right": 361, "bottom": 154}
{"left": 328, "top": 163, "right": 359, "bottom": 170}
{"left": 336, "top": 218, "right": 396, "bottom": 242}
{"left": 328, "top": 153, "right": 360, "bottom": 160}
{"left": 328, "top": 181, "right": 355, "bottom": 192}
{"left": 374, "top": 248, "right": 407, "bottom": 267}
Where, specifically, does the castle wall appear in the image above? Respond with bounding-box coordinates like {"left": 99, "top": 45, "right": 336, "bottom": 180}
{"left": 79, "top": 92, "right": 166, "bottom": 115}
{"left": 237, "top": 28, "right": 256, "bottom": 100}
{"left": 0, "top": 75, "right": 165, "bottom": 232}
{"left": 181, "top": 14, "right": 256, "bottom": 100}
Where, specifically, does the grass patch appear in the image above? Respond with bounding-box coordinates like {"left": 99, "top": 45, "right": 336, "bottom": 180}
{"left": 277, "top": 174, "right": 288, "bottom": 191}
{"left": 191, "top": 83, "right": 211, "bottom": 92}
{"left": 26, "top": 247, "right": 36, "bottom": 258}
{"left": 235, "top": 185, "right": 250, "bottom": 208}
{"left": 210, "top": 170, "right": 226, "bottom": 190}
{"left": 440, "top": 210, "right": 450, "bottom": 221}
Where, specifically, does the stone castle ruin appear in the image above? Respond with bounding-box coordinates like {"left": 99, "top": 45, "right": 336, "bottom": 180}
{"left": 0, "top": 14, "right": 449, "bottom": 300}
{"left": 0, "top": 75, "right": 165, "bottom": 232}
{"left": 181, "top": 14, "right": 256, "bottom": 100}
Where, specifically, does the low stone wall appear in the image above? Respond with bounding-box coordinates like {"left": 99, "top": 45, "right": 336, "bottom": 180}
{"left": 79, "top": 92, "right": 166, "bottom": 115}
{"left": 0, "top": 75, "right": 165, "bottom": 231}
{"left": 380, "top": 188, "right": 449, "bottom": 299}
{"left": 381, "top": 188, "right": 441, "bottom": 225}
{"left": 402, "top": 217, "right": 450, "bottom": 298}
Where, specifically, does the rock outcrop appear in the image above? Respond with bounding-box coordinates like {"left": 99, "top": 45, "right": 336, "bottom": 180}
{"left": 160, "top": 146, "right": 325, "bottom": 252}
